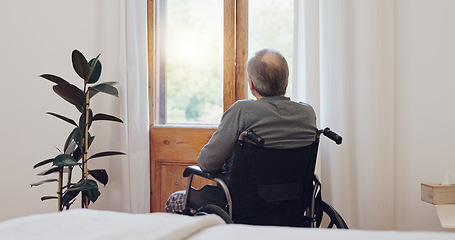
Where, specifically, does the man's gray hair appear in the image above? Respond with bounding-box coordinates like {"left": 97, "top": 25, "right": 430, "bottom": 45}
{"left": 246, "top": 49, "right": 289, "bottom": 97}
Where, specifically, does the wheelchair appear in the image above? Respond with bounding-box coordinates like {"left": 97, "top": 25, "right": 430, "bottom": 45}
{"left": 180, "top": 128, "right": 348, "bottom": 229}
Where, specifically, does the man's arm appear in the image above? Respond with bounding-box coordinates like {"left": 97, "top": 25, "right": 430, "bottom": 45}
{"left": 197, "top": 103, "right": 243, "bottom": 172}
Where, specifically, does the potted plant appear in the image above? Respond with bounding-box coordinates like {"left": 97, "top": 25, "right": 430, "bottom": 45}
{"left": 31, "top": 49, "right": 125, "bottom": 211}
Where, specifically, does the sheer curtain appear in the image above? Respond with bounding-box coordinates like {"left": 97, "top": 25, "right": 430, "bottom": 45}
{"left": 294, "top": 0, "right": 395, "bottom": 229}
{"left": 116, "top": 0, "right": 150, "bottom": 213}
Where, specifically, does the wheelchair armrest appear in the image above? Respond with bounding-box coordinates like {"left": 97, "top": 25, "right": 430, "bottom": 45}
{"left": 183, "top": 165, "right": 220, "bottom": 179}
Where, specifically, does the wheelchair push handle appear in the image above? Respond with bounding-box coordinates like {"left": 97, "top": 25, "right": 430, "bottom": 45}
{"left": 320, "top": 127, "right": 342, "bottom": 145}
{"left": 239, "top": 129, "right": 265, "bottom": 147}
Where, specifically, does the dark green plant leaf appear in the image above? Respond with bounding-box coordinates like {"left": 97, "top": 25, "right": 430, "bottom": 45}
{"left": 47, "top": 112, "right": 77, "bottom": 126}
{"left": 88, "top": 151, "right": 126, "bottom": 160}
{"left": 64, "top": 128, "right": 78, "bottom": 154}
{"left": 88, "top": 58, "right": 102, "bottom": 84}
{"left": 88, "top": 83, "right": 119, "bottom": 98}
{"left": 30, "top": 179, "right": 58, "bottom": 187}
{"left": 76, "top": 106, "right": 83, "bottom": 114}
{"left": 66, "top": 179, "right": 99, "bottom": 203}
{"left": 53, "top": 84, "right": 84, "bottom": 109}
{"left": 73, "top": 147, "right": 82, "bottom": 161}
{"left": 37, "top": 167, "right": 61, "bottom": 176}
{"left": 83, "top": 180, "right": 100, "bottom": 203}
{"left": 33, "top": 158, "right": 54, "bottom": 169}
{"left": 41, "top": 196, "right": 58, "bottom": 201}
{"left": 89, "top": 169, "right": 108, "bottom": 186}
{"left": 61, "top": 189, "right": 79, "bottom": 207}
{"left": 73, "top": 137, "right": 95, "bottom": 162}
{"left": 85, "top": 188, "right": 100, "bottom": 203}
{"left": 79, "top": 109, "right": 93, "bottom": 130}
{"left": 89, "top": 54, "right": 101, "bottom": 70}
{"left": 88, "top": 81, "right": 117, "bottom": 98}
{"left": 64, "top": 141, "right": 77, "bottom": 156}
{"left": 72, "top": 49, "right": 90, "bottom": 82}
{"left": 40, "top": 74, "right": 69, "bottom": 85}
{"left": 53, "top": 154, "right": 81, "bottom": 167}
{"left": 62, "top": 183, "right": 74, "bottom": 190}
{"left": 66, "top": 198, "right": 77, "bottom": 208}
{"left": 73, "top": 128, "right": 83, "bottom": 150}
{"left": 66, "top": 179, "right": 97, "bottom": 192}
{"left": 92, "top": 113, "right": 123, "bottom": 123}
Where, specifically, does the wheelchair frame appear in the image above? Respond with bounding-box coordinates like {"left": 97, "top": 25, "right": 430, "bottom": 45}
{"left": 181, "top": 128, "right": 347, "bottom": 229}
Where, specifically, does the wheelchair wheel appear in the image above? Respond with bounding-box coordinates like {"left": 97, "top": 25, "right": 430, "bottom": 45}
{"left": 319, "top": 200, "right": 348, "bottom": 229}
{"left": 195, "top": 204, "right": 234, "bottom": 224}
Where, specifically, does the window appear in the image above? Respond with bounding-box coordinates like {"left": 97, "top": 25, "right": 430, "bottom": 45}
{"left": 149, "top": 0, "right": 295, "bottom": 125}
{"left": 154, "top": 0, "right": 224, "bottom": 124}
{"left": 248, "top": 0, "right": 294, "bottom": 98}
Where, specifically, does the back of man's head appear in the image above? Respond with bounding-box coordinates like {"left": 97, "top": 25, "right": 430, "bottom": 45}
{"left": 246, "top": 49, "right": 289, "bottom": 97}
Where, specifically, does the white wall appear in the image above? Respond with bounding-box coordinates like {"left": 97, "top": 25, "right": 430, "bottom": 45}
{"left": 0, "top": 0, "right": 123, "bottom": 221}
{"left": 394, "top": 0, "right": 455, "bottom": 231}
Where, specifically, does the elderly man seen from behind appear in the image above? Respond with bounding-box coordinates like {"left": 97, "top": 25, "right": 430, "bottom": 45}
{"left": 165, "top": 48, "right": 317, "bottom": 213}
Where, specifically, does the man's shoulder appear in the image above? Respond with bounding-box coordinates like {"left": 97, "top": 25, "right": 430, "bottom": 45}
{"left": 232, "top": 98, "right": 313, "bottom": 108}
{"left": 221, "top": 99, "right": 255, "bottom": 118}
{"left": 295, "top": 101, "right": 314, "bottom": 109}
{"left": 230, "top": 99, "right": 256, "bottom": 108}
{"left": 235, "top": 99, "right": 255, "bottom": 104}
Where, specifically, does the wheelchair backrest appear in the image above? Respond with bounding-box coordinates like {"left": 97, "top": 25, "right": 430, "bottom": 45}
{"left": 228, "top": 140, "right": 319, "bottom": 226}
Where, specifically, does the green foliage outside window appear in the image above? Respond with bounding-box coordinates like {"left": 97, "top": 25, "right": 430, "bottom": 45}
{"left": 162, "top": 0, "right": 293, "bottom": 124}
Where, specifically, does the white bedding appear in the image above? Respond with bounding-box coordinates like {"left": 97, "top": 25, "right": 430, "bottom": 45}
{"left": 188, "top": 224, "right": 455, "bottom": 240}
{"left": 0, "top": 209, "right": 224, "bottom": 240}
{"left": 1, "top": 209, "right": 454, "bottom": 240}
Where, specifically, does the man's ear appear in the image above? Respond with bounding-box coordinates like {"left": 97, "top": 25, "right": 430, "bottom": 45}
{"left": 248, "top": 78, "right": 263, "bottom": 100}
{"left": 248, "top": 78, "right": 254, "bottom": 91}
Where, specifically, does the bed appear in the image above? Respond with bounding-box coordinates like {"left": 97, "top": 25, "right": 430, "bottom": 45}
{"left": 1, "top": 209, "right": 454, "bottom": 240}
